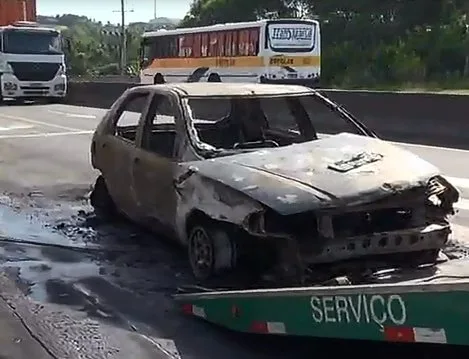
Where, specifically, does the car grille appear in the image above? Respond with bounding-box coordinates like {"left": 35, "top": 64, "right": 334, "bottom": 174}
{"left": 9, "top": 62, "right": 59, "bottom": 81}
{"left": 332, "top": 207, "right": 414, "bottom": 237}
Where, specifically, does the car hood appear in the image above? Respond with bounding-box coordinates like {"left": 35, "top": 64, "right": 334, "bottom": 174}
{"left": 187, "top": 133, "right": 440, "bottom": 215}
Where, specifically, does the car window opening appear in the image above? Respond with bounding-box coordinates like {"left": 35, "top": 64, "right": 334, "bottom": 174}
{"left": 186, "top": 93, "right": 365, "bottom": 156}
{"left": 114, "top": 93, "right": 149, "bottom": 144}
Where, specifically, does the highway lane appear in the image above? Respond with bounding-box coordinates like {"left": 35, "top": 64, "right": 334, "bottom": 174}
{"left": 0, "top": 103, "right": 468, "bottom": 358}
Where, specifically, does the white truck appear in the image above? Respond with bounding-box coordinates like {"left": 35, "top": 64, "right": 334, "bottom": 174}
{"left": 0, "top": 21, "right": 68, "bottom": 103}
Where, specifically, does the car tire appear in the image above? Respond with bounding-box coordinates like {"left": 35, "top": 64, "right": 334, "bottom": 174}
{"left": 187, "top": 224, "right": 237, "bottom": 281}
{"left": 89, "top": 175, "right": 116, "bottom": 217}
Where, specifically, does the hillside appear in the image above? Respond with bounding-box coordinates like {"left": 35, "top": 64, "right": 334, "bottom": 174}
{"left": 34, "top": 14, "right": 183, "bottom": 77}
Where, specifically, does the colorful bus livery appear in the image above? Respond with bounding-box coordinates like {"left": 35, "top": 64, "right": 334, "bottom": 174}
{"left": 139, "top": 19, "right": 320, "bottom": 85}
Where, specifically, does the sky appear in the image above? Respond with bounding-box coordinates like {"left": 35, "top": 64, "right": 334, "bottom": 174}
{"left": 37, "top": 0, "right": 193, "bottom": 24}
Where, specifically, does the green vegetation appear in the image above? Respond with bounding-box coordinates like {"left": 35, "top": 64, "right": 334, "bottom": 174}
{"left": 41, "top": 1, "right": 469, "bottom": 89}
{"left": 38, "top": 15, "right": 178, "bottom": 77}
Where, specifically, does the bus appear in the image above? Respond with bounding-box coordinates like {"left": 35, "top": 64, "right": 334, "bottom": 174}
{"left": 139, "top": 18, "right": 320, "bottom": 86}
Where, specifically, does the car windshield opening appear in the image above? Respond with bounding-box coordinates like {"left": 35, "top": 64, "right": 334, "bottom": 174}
{"left": 3, "top": 30, "right": 62, "bottom": 54}
{"left": 186, "top": 93, "right": 365, "bottom": 155}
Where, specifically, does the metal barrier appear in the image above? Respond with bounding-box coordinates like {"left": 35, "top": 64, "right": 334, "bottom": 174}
{"left": 66, "top": 81, "right": 469, "bottom": 149}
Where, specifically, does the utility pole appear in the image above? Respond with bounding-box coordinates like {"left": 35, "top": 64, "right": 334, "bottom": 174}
{"left": 154, "top": 0, "right": 157, "bottom": 20}
{"left": 120, "top": 0, "right": 126, "bottom": 74}
{"left": 113, "top": 1, "right": 134, "bottom": 74}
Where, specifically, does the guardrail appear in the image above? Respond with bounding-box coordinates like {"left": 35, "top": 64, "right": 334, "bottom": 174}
{"left": 69, "top": 75, "right": 139, "bottom": 83}
{"left": 66, "top": 81, "right": 469, "bottom": 149}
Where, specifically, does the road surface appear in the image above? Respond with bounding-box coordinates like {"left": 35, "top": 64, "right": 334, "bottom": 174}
{"left": 0, "top": 103, "right": 466, "bottom": 358}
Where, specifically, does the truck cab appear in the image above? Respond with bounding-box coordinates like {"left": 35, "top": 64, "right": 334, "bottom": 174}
{"left": 0, "top": 21, "right": 68, "bottom": 103}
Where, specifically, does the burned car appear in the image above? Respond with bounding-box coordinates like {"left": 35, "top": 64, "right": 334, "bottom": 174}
{"left": 89, "top": 83, "right": 459, "bottom": 285}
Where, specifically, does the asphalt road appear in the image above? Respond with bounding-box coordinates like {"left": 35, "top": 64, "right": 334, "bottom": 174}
{"left": 0, "top": 102, "right": 467, "bottom": 358}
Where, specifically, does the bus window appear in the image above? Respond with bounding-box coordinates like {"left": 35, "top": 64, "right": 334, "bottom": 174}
{"left": 231, "top": 31, "right": 238, "bottom": 56}
{"left": 142, "top": 38, "right": 153, "bottom": 60}
{"left": 217, "top": 31, "right": 225, "bottom": 56}
{"left": 201, "top": 32, "right": 208, "bottom": 57}
{"left": 193, "top": 33, "right": 201, "bottom": 57}
{"left": 169, "top": 36, "right": 178, "bottom": 57}
{"left": 209, "top": 32, "right": 218, "bottom": 57}
{"left": 178, "top": 34, "right": 193, "bottom": 57}
{"left": 238, "top": 30, "right": 247, "bottom": 56}
{"left": 225, "top": 31, "right": 232, "bottom": 56}
{"left": 158, "top": 37, "right": 167, "bottom": 58}
{"left": 249, "top": 28, "right": 259, "bottom": 55}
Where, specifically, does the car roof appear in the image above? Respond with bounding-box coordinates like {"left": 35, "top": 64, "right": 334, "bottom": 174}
{"left": 135, "top": 82, "right": 316, "bottom": 97}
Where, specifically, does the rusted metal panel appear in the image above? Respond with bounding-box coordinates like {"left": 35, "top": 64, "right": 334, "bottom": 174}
{"left": 189, "top": 133, "right": 441, "bottom": 215}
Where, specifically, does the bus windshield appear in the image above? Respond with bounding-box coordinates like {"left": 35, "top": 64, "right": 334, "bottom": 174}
{"left": 266, "top": 21, "right": 317, "bottom": 52}
{"left": 3, "top": 29, "right": 62, "bottom": 55}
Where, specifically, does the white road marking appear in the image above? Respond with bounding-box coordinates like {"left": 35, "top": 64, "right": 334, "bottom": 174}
{"left": 0, "top": 131, "right": 92, "bottom": 139}
{"left": 47, "top": 109, "right": 96, "bottom": 119}
{"left": 0, "top": 124, "right": 34, "bottom": 131}
{"left": 444, "top": 176, "right": 469, "bottom": 189}
{"left": 455, "top": 198, "right": 469, "bottom": 211}
{"left": 0, "top": 113, "right": 85, "bottom": 132}
{"left": 145, "top": 337, "right": 181, "bottom": 359}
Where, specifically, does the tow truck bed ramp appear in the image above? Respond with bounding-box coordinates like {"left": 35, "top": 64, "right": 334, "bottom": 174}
{"left": 174, "top": 258, "right": 469, "bottom": 345}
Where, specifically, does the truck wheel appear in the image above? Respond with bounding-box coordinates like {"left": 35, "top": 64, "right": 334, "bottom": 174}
{"left": 89, "top": 175, "right": 116, "bottom": 217}
{"left": 187, "top": 224, "right": 237, "bottom": 281}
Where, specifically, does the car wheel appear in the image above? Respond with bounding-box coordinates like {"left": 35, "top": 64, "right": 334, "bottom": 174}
{"left": 188, "top": 224, "right": 237, "bottom": 281}
{"left": 89, "top": 175, "right": 116, "bottom": 217}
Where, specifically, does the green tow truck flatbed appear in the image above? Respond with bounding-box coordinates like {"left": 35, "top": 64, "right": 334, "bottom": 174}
{"left": 174, "top": 255, "right": 469, "bottom": 346}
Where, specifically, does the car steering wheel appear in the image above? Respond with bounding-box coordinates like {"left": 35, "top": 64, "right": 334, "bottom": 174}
{"left": 233, "top": 140, "right": 279, "bottom": 149}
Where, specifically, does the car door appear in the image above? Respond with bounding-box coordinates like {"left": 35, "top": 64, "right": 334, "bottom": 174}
{"left": 131, "top": 91, "right": 180, "bottom": 234}
{"left": 97, "top": 89, "right": 153, "bottom": 218}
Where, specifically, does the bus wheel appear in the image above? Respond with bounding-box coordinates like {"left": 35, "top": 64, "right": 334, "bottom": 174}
{"left": 154, "top": 73, "right": 165, "bottom": 84}
{"left": 207, "top": 73, "right": 221, "bottom": 82}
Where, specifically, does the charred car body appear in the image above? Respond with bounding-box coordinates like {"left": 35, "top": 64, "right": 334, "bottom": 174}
{"left": 90, "top": 83, "right": 459, "bottom": 285}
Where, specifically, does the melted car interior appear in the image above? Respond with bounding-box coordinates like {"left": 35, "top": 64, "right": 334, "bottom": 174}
{"left": 187, "top": 95, "right": 364, "bottom": 151}
{"left": 114, "top": 92, "right": 365, "bottom": 159}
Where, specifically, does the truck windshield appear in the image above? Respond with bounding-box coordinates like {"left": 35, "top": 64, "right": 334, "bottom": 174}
{"left": 3, "top": 30, "right": 62, "bottom": 54}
